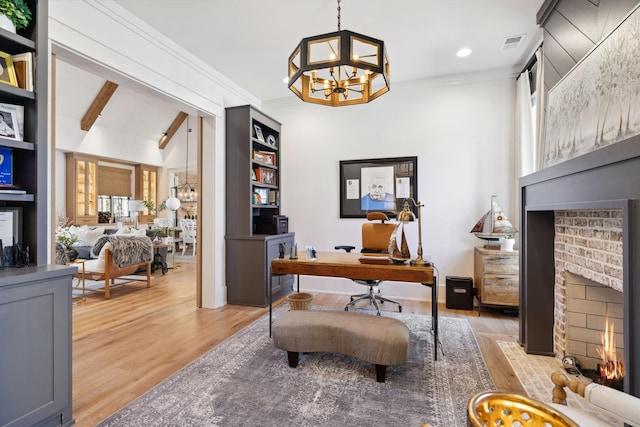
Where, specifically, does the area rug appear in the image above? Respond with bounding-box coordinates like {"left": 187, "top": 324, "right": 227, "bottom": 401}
{"left": 72, "top": 275, "right": 156, "bottom": 298}
{"left": 498, "top": 341, "right": 621, "bottom": 426}
{"left": 97, "top": 308, "right": 494, "bottom": 426}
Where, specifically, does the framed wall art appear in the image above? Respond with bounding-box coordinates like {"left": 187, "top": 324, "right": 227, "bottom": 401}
{"left": 543, "top": 3, "right": 640, "bottom": 168}
{"left": 339, "top": 156, "right": 418, "bottom": 218}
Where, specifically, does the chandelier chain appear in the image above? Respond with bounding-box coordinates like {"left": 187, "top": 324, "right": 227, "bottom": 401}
{"left": 337, "top": 0, "right": 341, "bottom": 31}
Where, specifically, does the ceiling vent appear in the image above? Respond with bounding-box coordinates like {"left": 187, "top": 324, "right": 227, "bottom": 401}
{"left": 501, "top": 34, "right": 525, "bottom": 51}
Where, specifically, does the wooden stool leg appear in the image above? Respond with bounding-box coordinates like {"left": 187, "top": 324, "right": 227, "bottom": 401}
{"left": 287, "top": 351, "right": 299, "bottom": 368}
{"left": 375, "top": 364, "right": 387, "bottom": 382}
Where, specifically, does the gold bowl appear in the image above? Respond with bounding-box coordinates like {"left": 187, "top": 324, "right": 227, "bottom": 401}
{"left": 467, "top": 391, "right": 578, "bottom": 426}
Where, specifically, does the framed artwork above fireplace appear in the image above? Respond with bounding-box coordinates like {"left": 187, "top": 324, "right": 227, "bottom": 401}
{"left": 543, "top": 3, "right": 640, "bottom": 168}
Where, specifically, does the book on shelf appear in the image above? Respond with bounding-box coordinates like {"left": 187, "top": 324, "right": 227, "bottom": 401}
{"left": 0, "top": 103, "right": 24, "bottom": 139}
{"left": 11, "top": 52, "right": 33, "bottom": 91}
{"left": 0, "top": 188, "right": 26, "bottom": 194}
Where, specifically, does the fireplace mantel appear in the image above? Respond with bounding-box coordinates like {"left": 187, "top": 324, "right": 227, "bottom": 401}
{"left": 519, "top": 134, "right": 640, "bottom": 397}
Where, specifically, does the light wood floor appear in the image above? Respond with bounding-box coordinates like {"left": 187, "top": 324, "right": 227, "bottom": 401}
{"left": 72, "top": 262, "right": 524, "bottom": 426}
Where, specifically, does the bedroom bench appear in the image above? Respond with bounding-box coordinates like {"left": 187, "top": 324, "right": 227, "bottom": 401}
{"left": 271, "top": 310, "right": 410, "bottom": 382}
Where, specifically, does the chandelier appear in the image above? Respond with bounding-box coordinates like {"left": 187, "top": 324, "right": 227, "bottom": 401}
{"left": 287, "top": 0, "right": 390, "bottom": 107}
{"left": 178, "top": 116, "right": 197, "bottom": 202}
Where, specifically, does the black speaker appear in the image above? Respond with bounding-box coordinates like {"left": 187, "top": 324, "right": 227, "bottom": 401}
{"left": 445, "top": 276, "right": 474, "bottom": 310}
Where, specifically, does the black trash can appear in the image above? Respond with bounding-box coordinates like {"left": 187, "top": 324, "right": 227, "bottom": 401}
{"left": 445, "top": 276, "right": 474, "bottom": 310}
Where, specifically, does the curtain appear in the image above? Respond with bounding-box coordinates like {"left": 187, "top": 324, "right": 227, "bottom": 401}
{"left": 98, "top": 165, "right": 132, "bottom": 197}
{"left": 515, "top": 70, "right": 535, "bottom": 178}
{"left": 534, "top": 47, "right": 546, "bottom": 171}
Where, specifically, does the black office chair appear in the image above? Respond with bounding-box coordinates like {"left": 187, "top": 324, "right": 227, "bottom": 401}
{"left": 335, "top": 212, "right": 403, "bottom": 315}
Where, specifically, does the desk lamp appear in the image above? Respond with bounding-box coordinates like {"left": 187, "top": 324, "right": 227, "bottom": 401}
{"left": 398, "top": 198, "right": 427, "bottom": 266}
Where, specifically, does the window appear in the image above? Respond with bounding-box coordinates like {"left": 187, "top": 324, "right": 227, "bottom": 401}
{"left": 98, "top": 195, "right": 132, "bottom": 219}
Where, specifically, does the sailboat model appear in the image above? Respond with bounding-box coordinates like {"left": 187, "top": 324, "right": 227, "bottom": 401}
{"left": 388, "top": 222, "right": 411, "bottom": 264}
{"left": 470, "top": 195, "right": 518, "bottom": 245}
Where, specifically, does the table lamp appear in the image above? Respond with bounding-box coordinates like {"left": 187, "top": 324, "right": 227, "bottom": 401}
{"left": 398, "top": 198, "right": 428, "bottom": 266}
{"left": 128, "top": 199, "right": 145, "bottom": 229}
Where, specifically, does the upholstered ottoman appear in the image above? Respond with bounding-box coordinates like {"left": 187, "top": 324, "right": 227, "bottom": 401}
{"left": 272, "top": 310, "right": 410, "bottom": 382}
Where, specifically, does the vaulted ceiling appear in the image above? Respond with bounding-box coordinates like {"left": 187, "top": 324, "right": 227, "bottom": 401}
{"left": 56, "top": 1, "right": 544, "bottom": 148}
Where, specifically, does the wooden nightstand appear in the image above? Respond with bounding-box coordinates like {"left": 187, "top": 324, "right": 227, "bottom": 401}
{"left": 474, "top": 246, "right": 519, "bottom": 315}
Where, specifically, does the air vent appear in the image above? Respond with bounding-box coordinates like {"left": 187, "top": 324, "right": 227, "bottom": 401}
{"left": 502, "top": 34, "right": 525, "bottom": 51}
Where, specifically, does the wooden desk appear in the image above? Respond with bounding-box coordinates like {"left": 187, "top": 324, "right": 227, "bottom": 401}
{"left": 270, "top": 252, "right": 439, "bottom": 359}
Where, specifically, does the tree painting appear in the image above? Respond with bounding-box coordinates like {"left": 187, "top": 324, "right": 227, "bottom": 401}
{"left": 544, "top": 6, "right": 640, "bottom": 168}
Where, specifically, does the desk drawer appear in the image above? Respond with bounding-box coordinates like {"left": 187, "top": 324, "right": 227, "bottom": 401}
{"left": 482, "top": 274, "right": 519, "bottom": 306}
{"left": 482, "top": 254, "right": 518, "bottom": 274}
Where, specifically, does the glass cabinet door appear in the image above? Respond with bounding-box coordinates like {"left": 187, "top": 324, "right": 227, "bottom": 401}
{"left": 77, "top": 159, "right": 97, "bottom": 216}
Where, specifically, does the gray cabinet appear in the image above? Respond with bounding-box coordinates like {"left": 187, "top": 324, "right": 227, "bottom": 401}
{"left": 0, "top": 265, "right": 76, "bottom": 427}
{"left": 225, "top": 105, "right": 294, "bottom": 307}
{"left": 226, "top": 233, "right": 295, "bottom": 307}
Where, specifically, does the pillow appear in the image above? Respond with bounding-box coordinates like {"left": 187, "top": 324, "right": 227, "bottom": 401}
{"left": 83, "top": 241, "right": 112, "bottom": 273}
{"left": 80, "top": 226, "right": 105, "bottom": 247}
{"left": 129, "top": 227, "right": 147, "bottom": 237}
{"left": 69, "top": 225, "right": 88, "bottom": 247}
{"left": 115, "top": 226, "right": 131, "bottom": 235}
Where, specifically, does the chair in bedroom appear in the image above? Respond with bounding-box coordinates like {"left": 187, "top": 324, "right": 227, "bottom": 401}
{"left": 180, "top": 218, "right": 196, "bottom": 256}
{"left": 335, "top": 212, "right": 402, "bottom": 315}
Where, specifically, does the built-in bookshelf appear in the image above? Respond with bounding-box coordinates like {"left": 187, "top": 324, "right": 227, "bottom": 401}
{"left": 225, "top": 105, "right": 294, "bottom": 307}
{"left": 0, "top": 0, "right": 47, "bottom": 265}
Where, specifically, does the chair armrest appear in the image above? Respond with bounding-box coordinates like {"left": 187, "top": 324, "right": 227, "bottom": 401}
{"left": 335, "top": 245, "right": 356, "bottom": 253}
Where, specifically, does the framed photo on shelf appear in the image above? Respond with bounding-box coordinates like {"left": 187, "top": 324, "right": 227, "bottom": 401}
{"left": 263, "top": 152, "right": 275, "bottom": 165}
{"left": 339, "top": 156, "right": 418, "bottom": 218}
{"left": 254, "top": 167, "right": 276, "bottom": 185}
{"left": 0, "top": 109, "right": 20, "bottom": 140}
{"left": 253, "top": 188, "right": 269, "bottom": 205}
{"left": 0, "top": 103, "right": 24, "bottom": 140}
{"left": 252, "top": 150, "right": 266, "bottom": 162}
{"left": 0, "top": 52, "right": 18, "bottom": 87}
{"left": 0, "top": 207, "right": 22, "bottom": 249}
{"left": 254, "top": 124, "right": 265, "bottom": 142}
{"left": 262, "top": 169, "right": 276, "bottom": 185}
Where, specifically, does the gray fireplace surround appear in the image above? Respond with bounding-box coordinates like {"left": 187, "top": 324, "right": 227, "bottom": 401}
{"left": 519, "top": 133, "right": 640, "bottom": 398}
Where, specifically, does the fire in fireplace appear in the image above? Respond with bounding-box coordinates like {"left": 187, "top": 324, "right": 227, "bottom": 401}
{"left": 578, "top": 313, "right": 625, "bottom": 391}
{"left": 597, "top": 315, "right": 625, "bottom": 383}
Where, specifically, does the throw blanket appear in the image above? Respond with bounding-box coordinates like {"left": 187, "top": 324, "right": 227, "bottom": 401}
{"left": 92, "top": 235, "right": 154, "bottom": 267}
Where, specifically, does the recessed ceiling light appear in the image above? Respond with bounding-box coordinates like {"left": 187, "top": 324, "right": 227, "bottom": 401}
{"left": 456, "top": 48, "right": 472, "bottom": 58}
{"left": 282, "top": 77, "right": 289, "bottom": 83}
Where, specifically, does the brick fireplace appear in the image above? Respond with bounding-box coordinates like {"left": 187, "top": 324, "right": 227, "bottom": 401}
{"left": 519, "top": 135, "right": 640, "bottom": 397}
{"left": 553, "top": 210, "right": 624, "bottom": 370}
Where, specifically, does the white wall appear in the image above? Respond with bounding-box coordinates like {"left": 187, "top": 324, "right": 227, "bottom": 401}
{"left": 264, "top": 70, "right": 517, "bottom": 300}
{"left": 50, "top": 0, "right": 518, "bottom": 305}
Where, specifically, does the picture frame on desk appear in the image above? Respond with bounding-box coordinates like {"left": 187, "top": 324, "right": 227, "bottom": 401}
{"left": 339, "top": 156, "right": 418, "bottom": 218}
{"left": 0, "top": 51, "right": 18, "bottom": 88}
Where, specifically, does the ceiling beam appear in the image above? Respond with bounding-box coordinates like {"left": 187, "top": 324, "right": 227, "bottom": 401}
{"left": 80, "top": 80, "right": 119, "bottom": 131}
{"left": 159, "top": 111, "right": 188, "bottom": 149}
